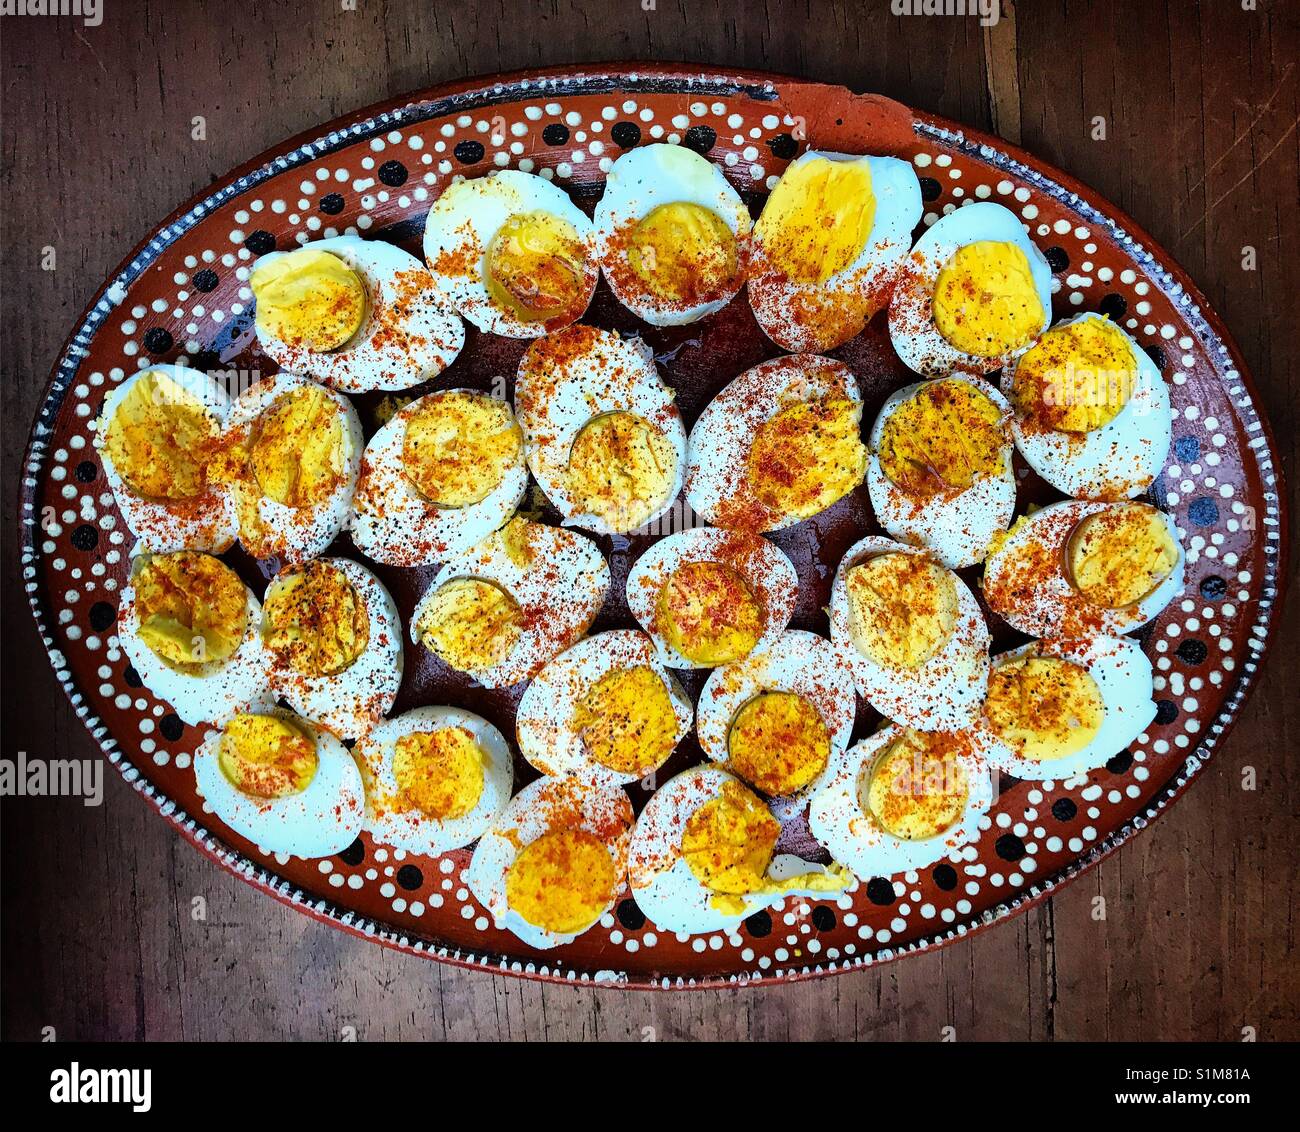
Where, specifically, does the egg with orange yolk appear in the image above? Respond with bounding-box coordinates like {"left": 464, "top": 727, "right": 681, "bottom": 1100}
{"left": 356, "top": 706, "right": 514, "bottom": 856}
{"left": 829, "top": 536, "right": 990, "bottom": 732}
{"left": 422, "top": 170, "right": 598, "bottom": 337}
{"left": 193, "top": 708, "right": 364, "bottom": 858}
{"left": 116, "top": 551, "right": 272, "bottom": 726}
{"left": 515, "top": 630, "right": 694, "bottom": 785}
{"left": 251, "top": 235, "right": 464, "bottom": 393}
{"left": 982, "top": 499, "right": 1184, "bottom": 639}
{"left": 889, "top": 201, "right": 1052, "bottom": 377}
{"left": 627, "top": 766, "right": 851, "bottom": 935}
{"left": 749, "top": 151, "right": 923, "bottom": 353}
{"left": 350, "top": 387, "right": 528, "bottom": 567}
{"left": 466, "top": 774, "right": 634, "bottom": 950}
{"left": 261, "top": 556, "right": 402, "bottom": 740}
{"left": 978, "top": 636, "right": 1156, "bottom": 780}
{"left": 866, "top": 373, "right": 1016, "bottom": 568}
{"left": 96, "top": 364, "right": 238, "bottom": 553}
{"left": 1002, "top": 312, "right": 1172, "bottom": 499}
{"left": 594, "top": 143, "right": 752, "bottom": 326}
{"left": 808, "top": 722, "right": 995, "bottom": 878}
{"left": 515, "top": 325, "right": 687, "bottom": 536}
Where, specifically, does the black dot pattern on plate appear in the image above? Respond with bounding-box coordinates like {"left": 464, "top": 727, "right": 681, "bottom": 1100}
{"left": 1106, "top": 749, "right": 1135, "bottom": 775}
{"left": 1044, "top": 245, "right": 1070, "bottom": 273}
{"left": 337, "top": 838, "right": 365, "bottom": 867}
{"left": 1174, "top": 435, "right": 1200, "bottom": 462}
{"left": 74, "top": 460, "right": 97, "bottom": 483}
{"left": 453, "top": 139, "right": 485, "bottom": 165}
{"left": 244, "top": 229, "right": 276, "bottom": 255}
{"left": 1155, "top": 699, "right": 1179, "bottom": 725}
{"left": 159, "top": 714, "right": 185, "bottom": 742}
{"left": 766, "top": 132, "right": 798, "bottom": 160}
{"left": 931, "top": 863, "right": 958, "bottom": 891}
{"left": 744, "top": 910, "right": 772, "bottom": 937}
{"left": 1051, "top": 797, "right": 1078, "bottom": 822}
{"left": 1098, "top": 293, "right": 1128, "bottom": 320}
{"left": 995, "top": 834, "right": 1026, "bottom": 862}
{"left": 683, "top": 124, "right": 717, "bottom": 154}
{"left": 190, "top": 348, "right": 221, "bottom": 371}
{"left": 377, "top": 160, "right": 408, "bottom": 187}
{"left": 610, "top": 121, "right": 641, "bottom": 149}
{"left": 1144, "top": 344, "right": 1167, "bottom": 371}
{"left": 396, "top": 864, "right": 423, "bottom": 891}
{"left": 541, "top": 123, "right": 569, "bottom": 146}
{"left": 1200, "top": 575, "right": 1227, "bottom": 600}
{"left": 1188, "top": 497, "right": 1219, "bottom": 527}
{"left": 88, "top": 601, "right": 115, "bottom": 632}
{"left": 1177, "top": 639, "right": 1209, "bottom": 665}
{"left": 918, "top": 176, "right": 941, "bottom": 202}
{"left": 616, "top": 898, "right": 646, "bottom": 931}
{"left": 191, "top": 268, "right": 219, "bottom": 293}
{"left": 811, "top": 905, "right": 836, "bottom": 932}
{"left": 142, "top": 327, "right": 173, "bottom": 355}
{"left": 123, "top": 664, "right": 143, "bottom": 688}
{"left": 70, "top": 524, "right": 98, "bottom": 552}
{"left": 866, "top": 877, "right": 895, "bottom": 906}
{"left": 318, "top": 192, "right": 345, "bottom": 215}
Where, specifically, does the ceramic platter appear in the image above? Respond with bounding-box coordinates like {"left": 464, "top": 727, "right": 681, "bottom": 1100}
{"left": 20, "top": 65, "right": 1287, "bottom": 988}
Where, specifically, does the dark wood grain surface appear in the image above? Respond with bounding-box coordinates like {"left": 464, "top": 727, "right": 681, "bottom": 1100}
{"left": 2, "top": 0, "right": 1296, "bottom": 1042}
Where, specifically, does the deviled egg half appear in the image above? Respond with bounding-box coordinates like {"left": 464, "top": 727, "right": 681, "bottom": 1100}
{"left": 749, "top": 151, "right": 923, "bottom": 352}
{"left": 515, "top": 325, "right": 686, "bottom": 536}
{"left": 467, "top": 774, "right": 634, "bottom": 950}
{"left": 685, "top": 354, "right": 868, "bottom": 532}
{"left": 628, "top": 766, "right": 851, "bottom": 936}
{"left": 422, "top": 169, "right": 598, "bottom": 337}
{"left": 829, "top": 536, "right": 989, "bottom": 732}
{"left": 809, "top": 723, "right": 995, "bottom": 877}
{"left": 350, "top": 388, "right": 528, "bottom": 566}
{"left": 697, "top": 630, "right": 857, "bottom": 799}
{"left": 889, "top": 201, "right": 1052, "bottom": 377}
{"left": 193, "top": 707, "right": 365, "bottom": 858}
{"left": 515, "top": 630, "right": 694, "bottom": 785}
{"left": 982, "top": 500, "right": 1184, "bottom": 639}
{"left": 250, "top": 235, "right": 464, "bottom": 392}
{"left": 411, "top": 517, "right": 610, "bottom": 688}
{"left": 594, "top": 143, "right": 751, "bottom": 325}
{"left": 866, "top": 374, "right": 1016, "bottom": 568}
{"left": 117, "top": 551, "right": 270, "bottom": 726}
{"left": 625, "top": 526, "right": 798, "bottom": 669}
{"left": 96, "top": 364, "right": 236, "bottom": 553}
{"left": 1003, "top": 312, "right": 1172, "bottom": 499}
{"left": 356, "top": 706, "right": 513, "bottom": 856}
{"left": 261, "top": 557, "right": 402, "bottom": 740}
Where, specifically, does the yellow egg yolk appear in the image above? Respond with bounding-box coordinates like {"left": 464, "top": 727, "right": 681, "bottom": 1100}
{"left": 746, "top": 396, "right": 867, "bottom": 519}
{"left": 655, "top": 560, "right": 764, "bottom": 666}
{"left": 103, "top": 370, "right": 219, "bottom": 502}
{"left": 572, "top": 665, "right": 679, "bottom": 777}
{"left": 485, "top": 210, "right": 587, "bottom": 322}
{"left": 1066, "top": 504, "right": 1179, "bottom": 608}
{"left": 862, "top": 729, "right": 969, "bottom": 840}
{"left": 985, "top": 656, "right": 1105, "bottom": 761}
{"left": 754, "top": 156, "right": 877, "bottom": 284}
{"left": 401, "top": 392, "right": 522, "bottom": 507}
{"left": 728, "top": 691, "right": 830, "bottom": 796}
{"left": 247, "top": 384, "right": 349, "bottom": 508}
{"left": 415, "top": 577, "right": 523, "bottom": 672}
{"left": 626, "top": 201, "right": 739, "bottom": 303}
{"left": 1012, "top": 316, "right": 1137, "bottom": 433}
{"left": 262, "top": 560, "right": 370, "bottom": 677}
{"left": 392, "top": 726, "right": 486, "bottom": 820}
{"left": 218, "top": 713, "right": 318, "bottom": 799}
{"left": 846, "top": 552, "right": 958, "bottom": 669}
{"left": 133, "top": 551, "right": 247, "bottom": 668}
{"left": 567, "top": 411, "right": 676, "bottom": 531}
{"left": 506, "top": 828, "right": 617, "bottom": 933}
{"left": 682, "top": 779, "right": 781, "bottom": 896}
{"left": 932, "top": 240, "right": 1045, "bottom": 357}
{"left": 250, "top": 248, "right": 367, "bottom": 352}
{"left": 877, "top": 379, "right": 1006, "bottom": 497}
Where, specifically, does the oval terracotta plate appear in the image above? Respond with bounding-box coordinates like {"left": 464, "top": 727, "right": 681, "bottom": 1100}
{"left": 20, "top": 65, "right": 1288, "bottom": 989}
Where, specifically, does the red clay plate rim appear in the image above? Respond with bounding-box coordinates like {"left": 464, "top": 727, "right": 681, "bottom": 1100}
{"left": 17, "top": 63, "right": 1289, "bottom": 991}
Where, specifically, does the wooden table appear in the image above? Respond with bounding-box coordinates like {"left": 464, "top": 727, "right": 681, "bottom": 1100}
{"left": 2, "top": 0, "right": 1296, "bottom": 1042}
